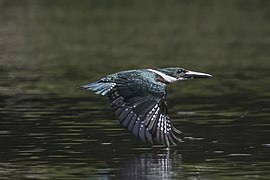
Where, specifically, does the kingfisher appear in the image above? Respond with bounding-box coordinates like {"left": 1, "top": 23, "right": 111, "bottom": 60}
{"left": 80, "top": 67, "right": 212, "bottom": 146}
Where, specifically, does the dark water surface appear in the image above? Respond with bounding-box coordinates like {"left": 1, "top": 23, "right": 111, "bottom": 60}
{"left": 1, "top": 1, "right": 270, "bottom": 179}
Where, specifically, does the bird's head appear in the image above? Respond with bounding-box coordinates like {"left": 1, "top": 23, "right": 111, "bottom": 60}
{"left": 148, "top": 67, "right": 212, "bottom": 84}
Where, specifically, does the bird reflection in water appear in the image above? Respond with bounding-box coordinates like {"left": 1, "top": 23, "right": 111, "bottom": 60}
{"left": 116, "top": 150, "right": 182, "bottom": 179}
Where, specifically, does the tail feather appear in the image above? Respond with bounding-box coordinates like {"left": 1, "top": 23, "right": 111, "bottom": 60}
{"left": 80, "top": 81, "right": 115, "bottom": 96}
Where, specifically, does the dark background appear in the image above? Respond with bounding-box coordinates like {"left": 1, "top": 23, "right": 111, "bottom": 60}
{"left": 0, "top": 0, "right": 269, "bottom": 179}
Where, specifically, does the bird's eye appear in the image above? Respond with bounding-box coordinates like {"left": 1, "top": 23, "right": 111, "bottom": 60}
{"left": 177, "top": 69, "right": 187, "bottom": 74}
{"left": 177, "top": 69, "right": 185, "bottom": 74}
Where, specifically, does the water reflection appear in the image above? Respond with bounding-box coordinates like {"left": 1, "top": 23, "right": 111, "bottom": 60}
{"left": 116, "top": 150, "right": 181, "bottom": 180}
{"left": 0, "top": 94, "right": 269, "bottom": 179}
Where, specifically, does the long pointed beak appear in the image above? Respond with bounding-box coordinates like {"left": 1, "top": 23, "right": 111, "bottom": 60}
{"left": 183, "top": 70, "right": 212, "bottom": 79}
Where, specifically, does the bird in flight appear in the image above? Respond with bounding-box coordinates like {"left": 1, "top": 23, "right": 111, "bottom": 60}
{"left": 80, "top": 67, "right": 212, "bottom": 146}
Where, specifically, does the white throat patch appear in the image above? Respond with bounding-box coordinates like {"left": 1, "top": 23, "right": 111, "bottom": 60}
{"left": 148, "top": 69, "right": 178, "bottom": 83}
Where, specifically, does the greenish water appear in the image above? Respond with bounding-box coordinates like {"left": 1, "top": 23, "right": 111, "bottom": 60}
{"left": 0, "top": 0, "right": 270, "bottom": 179}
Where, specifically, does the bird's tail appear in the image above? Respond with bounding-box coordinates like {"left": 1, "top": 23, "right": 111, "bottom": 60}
{"left": 79, "top": 80, "right": 115, "bottom": 96}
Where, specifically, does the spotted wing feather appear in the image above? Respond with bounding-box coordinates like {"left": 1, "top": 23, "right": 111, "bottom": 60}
{"left": 108, "top": 76, "right": 181, "bottom": 146}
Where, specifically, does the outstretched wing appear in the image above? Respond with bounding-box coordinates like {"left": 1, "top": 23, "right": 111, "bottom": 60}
{"left": 109, "top": 75, "right": 181, "bottom": 146}
{"left": 81, "top": 71, "right": 182, "bottom": 146}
